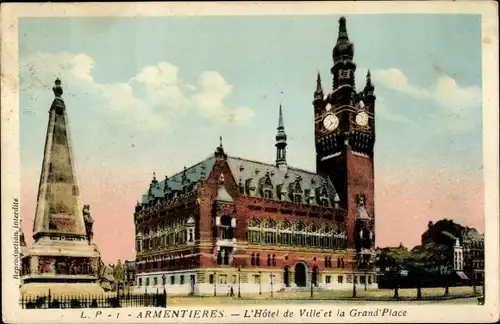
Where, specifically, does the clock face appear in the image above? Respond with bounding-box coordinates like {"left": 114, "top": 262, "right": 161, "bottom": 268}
{"left": 355, "top": 111, "right": 369, "bottom": 126}
{"left": 323, "top": 114, "right": 339, "bottom": 132}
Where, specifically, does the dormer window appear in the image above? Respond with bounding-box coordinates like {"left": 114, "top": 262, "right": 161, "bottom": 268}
{"left": 264, "top": 189, "right": 273, "bottom": 199}
{"left": 294, "top": 194, "right": 302, "bottom": 204}
{"left": 320, "top": 198, "right": 329, "bottom": 207}
{"left": 245, "top": 178, "right": 256, "bottom": 195}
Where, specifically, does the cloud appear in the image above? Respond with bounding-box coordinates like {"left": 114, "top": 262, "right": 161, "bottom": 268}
{"left": 20, "top": 52, "right": 255, "bottom": 129}
{"left": 192, "top": 71, "right": 255, "bottom": 124}
{"left": 371, "top": 68, "right": 482, "bottom": 113}
{"left": 361, "top": 68, "right": 482, "bottom": 133}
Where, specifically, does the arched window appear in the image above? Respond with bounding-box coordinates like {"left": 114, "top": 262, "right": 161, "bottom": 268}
{"left": 248, "top": 218, "right": 262, "bottom": 244}
{"left": 296, "top": 222, "right": 306, "bottom": 246}
{"left": 263, "top": 220, "right": 277, "bottom": 245}
{"left": 280, "top": 221, "right": 293, "bottom": 245}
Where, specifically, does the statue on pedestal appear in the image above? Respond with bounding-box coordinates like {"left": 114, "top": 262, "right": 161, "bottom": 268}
{"left": 83, "top": 204, "right": 94, "bottom": 244}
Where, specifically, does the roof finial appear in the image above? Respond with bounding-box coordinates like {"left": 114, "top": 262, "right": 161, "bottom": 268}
{"left": 338, "top": 16, "right": 349, "bottom": 40}
{"left": 52, "top": 78, "right": 63, "bottom": 98}
{"left": 219, "top": 136, "right": 223, "bottom": 148}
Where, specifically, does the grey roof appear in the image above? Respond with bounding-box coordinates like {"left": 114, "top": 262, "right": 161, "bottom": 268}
{"left": 141, "top": 155, "right": 340, "bottom": 206}
{"left": 141, "top": 156, "right": 215, "bottom": 204}
{"left": 462, "top": 227, "right": 484, "bottom": 242}
{"left": 442, "top": 230, "right": 458, "bottom": 240}
{"left": 356, "top": 205, "right": 371, "bottom": 220}
{"left": 215, "top": 185, "right": 234, "bottom": 203}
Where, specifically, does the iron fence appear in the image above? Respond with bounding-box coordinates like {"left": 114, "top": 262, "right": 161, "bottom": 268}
{"left": 20, "top": 290, "right": 167, "bottom": 309}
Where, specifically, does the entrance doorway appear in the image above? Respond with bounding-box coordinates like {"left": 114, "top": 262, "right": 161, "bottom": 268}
{"left": 294, "top": 263, "right": 307, "bottom": 287}
{"left": 283, "top": 266, "right": 290, "bottom": 287}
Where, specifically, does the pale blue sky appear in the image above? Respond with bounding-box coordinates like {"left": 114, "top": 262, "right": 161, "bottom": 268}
{"left": 19, "top": 15, "right": 483, "bottom": 256}
{"left": 19, "top": 15, "right": 482, "bottom": 177}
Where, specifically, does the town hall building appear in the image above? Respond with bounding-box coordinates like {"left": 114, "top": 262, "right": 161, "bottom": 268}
{"left": 133, "top": 16, "right": 377, "bottom": 295}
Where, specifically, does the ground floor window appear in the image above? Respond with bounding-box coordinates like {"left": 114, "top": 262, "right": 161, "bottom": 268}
{"left": 180, "top": 275, "right": 185, "bottom": 285}
{"left": 368, "top": 276, "right": 372, "bottom": 284}
{"left": 338, "top": 275, "right": 343, "bottom": 283}
{"left": 170, "top": 276, "right": 175, "bottom": 285}
{"left": 209, "top": 274, "right": 214, "bottom": 284}
{"left": 346, "top": 275, "right": 352, "bottom": 283}
{"left": 325, "top": 275, "right": 331, "bottom": 284}
{"left": 360, "top": 275, "right": 366, "bottom": 284}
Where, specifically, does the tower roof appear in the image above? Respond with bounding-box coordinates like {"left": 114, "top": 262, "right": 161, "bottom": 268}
{"left": 333, "top": 16, "right": 354, "bottom": 62}
{"left": 32, "top": 79, "right": 87, "bottom": 241}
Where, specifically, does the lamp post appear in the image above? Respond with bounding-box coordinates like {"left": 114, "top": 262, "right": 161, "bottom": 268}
{"left": 258, "top": 271, "right": 262, "bottom": 295}
{"left": 213, "top": 273, "right": 217, "bottom": 297}
{"left": 270, "top": 273, "right": 274, "bottom": 298}
{"left": 352, "top": 257, "right": 357, "bottom": 298}
{"left": 310, "top": 270, "right": 314, "bottom": 298}
{"left": 238, "top": 267, "right": 241, "bottom": 298}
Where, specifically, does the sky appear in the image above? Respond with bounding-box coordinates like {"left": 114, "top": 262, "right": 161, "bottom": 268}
{"left": 18, "top": 14, "right": 484, "bottom": 263}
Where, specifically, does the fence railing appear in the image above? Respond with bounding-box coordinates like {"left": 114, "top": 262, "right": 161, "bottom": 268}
{"left": 20, "top": 290, "right": 167, "bottom": 309}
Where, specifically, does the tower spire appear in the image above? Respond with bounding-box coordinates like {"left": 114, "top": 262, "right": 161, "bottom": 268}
{"left": 314, "top": 71, "right": 324, "bottom": 102}
{"left": 275, "top": 104, "right": 288, "bottom": 171}
{"left": 331, "top": 16, "right": 356, "bottom": 90}
{"left": 32, "top": 78, "right": 87, "bottom": 241}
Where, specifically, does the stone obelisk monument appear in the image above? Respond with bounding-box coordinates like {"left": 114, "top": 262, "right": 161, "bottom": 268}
{"left": 20, "top": 79, "right": 104, "bottom": 297}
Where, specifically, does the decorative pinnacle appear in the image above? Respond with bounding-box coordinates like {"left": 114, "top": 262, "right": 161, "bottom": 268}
{"left": 219, "top": 136, "right": 223, "bottom": 148}
{"left": 338, "top": 16, "right": 349, "bottom": 40}
{"left": 52, "top": 78, "right": 63, "bottom": 98}
{"left": 278, "top": 104, "right": 284, "bottom": 129}
{"left": 365, "top": 69, "right": 374, "bottom": 92}
{"left": 275, "top": 104, "right": 287, "bottom": 146}
{"left": 315, "top": 72, "right": 323, "bottom": 93}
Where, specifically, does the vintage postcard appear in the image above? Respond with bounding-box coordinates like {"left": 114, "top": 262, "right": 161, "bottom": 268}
{"left": 1, "top": 1, "right": 499, "bottom": 323}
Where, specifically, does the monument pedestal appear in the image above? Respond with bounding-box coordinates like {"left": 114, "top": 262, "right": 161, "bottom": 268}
{"left": 20, "top": 238, "right": 104, "bottom": 297}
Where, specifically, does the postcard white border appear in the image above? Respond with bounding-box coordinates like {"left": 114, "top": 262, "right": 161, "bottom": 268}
{"left": 1, "top": 1, "right": 499, "bottom": 323}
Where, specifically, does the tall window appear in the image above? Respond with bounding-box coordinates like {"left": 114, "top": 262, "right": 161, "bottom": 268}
{"left": 272, "top": 254, "right": 276, "bottom": 266}
{"left": 267, "top": 254, "right": 271, "bottom": 266}
{"left": 209, "top": 274, "right": 214, "bottom": 284}
{"left": 251, "top": 253, "right": 255, "bottom": 266}
{"left": 256, "top": 254, "right": 260, "bottom": 266}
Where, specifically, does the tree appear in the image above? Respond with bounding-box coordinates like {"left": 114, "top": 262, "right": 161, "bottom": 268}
{"left": 380, "top": 247, "right": 411, "bottom": 299}
{"left": 411, "top": 242, "right": 451, "bottom": 297}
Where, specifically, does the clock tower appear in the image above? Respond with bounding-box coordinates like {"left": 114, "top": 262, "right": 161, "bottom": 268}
{"left": 314, "top": 17, "right": 376, "bottom": 270}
